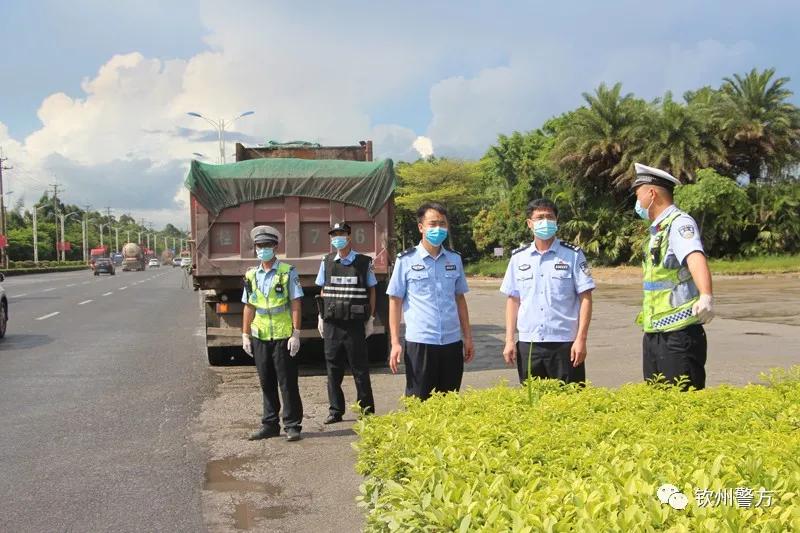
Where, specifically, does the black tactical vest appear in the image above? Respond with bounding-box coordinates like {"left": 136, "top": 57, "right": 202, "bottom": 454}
{"left": 321, "top": 253, "right": 371, "bottom": 321}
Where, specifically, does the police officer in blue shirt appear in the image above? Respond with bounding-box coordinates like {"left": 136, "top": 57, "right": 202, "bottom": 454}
{"left": 241, "top": 225, "right": 305, "bottom": 442}
{"left": 501, "top": 199, "right": 595, "bottom": 384}
{"left": 315, "top": 222, "right": 378, "bottom": 423}
{"left": 386, "top": 202, "right": 474, "bottom": 400}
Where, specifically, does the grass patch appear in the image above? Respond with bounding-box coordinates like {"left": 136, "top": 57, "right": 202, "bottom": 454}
{"left": 464, "top": 257, "right": 509, "bottom": 278}
{"left": 355, "top": 368, "right": 800, "bottom": 532}
{"left": 709, "top": 255, "right": 800, "bottom": 275}
{"left": 464, "top": 254, "right": 800, "bottom": 278}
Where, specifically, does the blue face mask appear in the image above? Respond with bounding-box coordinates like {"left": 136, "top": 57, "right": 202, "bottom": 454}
{"left": 635, "top": 197, "right": 654, "bottom": 220}
{"left": 330, "top": 236, "right": 348, "bottom": 250}
{"left": 533, "top": 219, "right": 558, "bottom": 239}
{"left": 256, "top": 247, "right": 275, "bottom": 261}
{"left": 425, "top": 227, "right": 448, "bottom": 246}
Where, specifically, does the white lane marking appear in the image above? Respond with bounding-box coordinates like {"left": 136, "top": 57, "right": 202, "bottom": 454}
{"left": 66, "top": 283, "right": 76, "bottom": 287}
{"left": 118, "top": 286, "right": 128, "bottom": 291}
{"left": 43, "top": 288, "right": 55, "bottom": 292}
{"left": 78, "top": 299, "right": 93, "bottom": 305}
{"left": 13, "top": 293, "right": 27, "bottom": 298}
{"left": 102, "top": 292, "right": 113, "bottom": 296}
{"left": 36, "top": 312, "right": 60, "bottom": 321}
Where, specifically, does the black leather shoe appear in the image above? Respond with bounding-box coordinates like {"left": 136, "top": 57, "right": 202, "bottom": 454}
{"left": 324, "top": 413, "right": 343, "bottom": 425}
{"left": 286, "top": 428, "right": 301, "bottom": 442}
{"left": 248, "top": 426, "right": 280, "bottom": 440}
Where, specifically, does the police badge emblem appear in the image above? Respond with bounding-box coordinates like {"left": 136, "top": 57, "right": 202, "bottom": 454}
{"left": 678, "top": 225, "right": 696, "bottom": 239}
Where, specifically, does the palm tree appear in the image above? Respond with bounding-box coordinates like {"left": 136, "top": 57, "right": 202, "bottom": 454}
{"left": 620, "top": 92, "right": 727, "bottom": 184}
{"left": 554, "top": 83, "right": 649, "bottom": 195}
{"left": 715, "top": 68, "right": 800, "bottom": 182}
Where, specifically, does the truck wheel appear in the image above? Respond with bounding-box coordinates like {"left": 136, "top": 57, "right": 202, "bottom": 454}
{"left": 207, "top": 347, "right": 231, "bottom": 366}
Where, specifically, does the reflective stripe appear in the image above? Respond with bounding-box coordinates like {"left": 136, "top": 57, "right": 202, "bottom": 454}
{"left": 643, "top": 281, "right": 675, "bottom": 291}
{"left": 255, "top": 304, "right": 288, "bottom": 315}
{"left": 323, "top": 286, "right": 367, "bottom": 293}
{"left": 322, "top": 294, "right": 369, "bottom": 300}
{"left": 651, "top": 308, "right": 694, "bottom": 329}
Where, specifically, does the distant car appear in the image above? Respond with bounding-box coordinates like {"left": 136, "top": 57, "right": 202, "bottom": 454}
{"left": 148, "top": 258, "right": 160, "bottom": 268}
{"left": 94, "top": 257, "right": 115, "bottom": 276}
{"left": 180, "top": 257, "right": 192, "bottom": 267}
{"left": 172, "top": 257, "right": 181, "bottom": 267}
{"left": 0, "top": 272, "right": 7, "bottom": 338}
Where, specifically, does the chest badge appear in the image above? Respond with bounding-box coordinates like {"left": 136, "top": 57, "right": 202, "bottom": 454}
{"left": 518, "top": 264, "right": 531, "bottom": 271}
{"left": 554, "top": 263, "right": 569, "bottom": 271}
{"left": 445, "top": 264, "right": 457, "bottom": 271}
{"left": 411, "top": 264, "right": 425, "bottom": 271}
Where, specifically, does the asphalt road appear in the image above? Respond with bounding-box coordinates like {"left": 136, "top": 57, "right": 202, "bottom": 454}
{"left": 0, "top": 267, "right": 213, "bottom": 533}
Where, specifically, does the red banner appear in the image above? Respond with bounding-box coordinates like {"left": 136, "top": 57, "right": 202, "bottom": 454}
{"left": 0, "top": 235, "right": 7, "bottom": 248}
{"left": 57, "top": 241, "right": 72, "bottom": 251}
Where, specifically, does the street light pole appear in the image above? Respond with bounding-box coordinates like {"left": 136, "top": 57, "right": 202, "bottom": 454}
{"left": 114, "top": 227, "right": 119, "bottom": 252}
{"left": 187, "top": 111, "right": 254, "bottom": 163}
{"left": 32, "top": 204, "right": 47, "bottom": 265}
{"left": 58, "top": 211, "right": 80, "bottom": 261}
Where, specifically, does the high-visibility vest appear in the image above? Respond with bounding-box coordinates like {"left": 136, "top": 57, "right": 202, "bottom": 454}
{"left": 244, "top": 262, "right": 293, "bottom": 340}
{"left": 637, "top": 210, "right": 700, "bottom": 333}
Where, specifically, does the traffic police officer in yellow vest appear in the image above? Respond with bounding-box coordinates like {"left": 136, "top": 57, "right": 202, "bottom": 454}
{"left": 632, "top": 163, "right": 715, "bottom": 390}
{"left": 315, "top": 222, "right": 378, "bottom": 423}
{"left": 241, "top": 225, "right": 304, "bottom": 441}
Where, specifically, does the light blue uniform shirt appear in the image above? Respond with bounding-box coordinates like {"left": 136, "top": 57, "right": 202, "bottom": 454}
{"left": 241, "top": 260, "right": 304, "bottom": 304}
{"left": 314, "top": 249, "right": 378, "bottom": 287}
{"left": 500, "top": 239, "right": 595, "bottom": 343}
{"left": 386, "top": 243, "right": 469, "bottom": 345}
{"left": 651, "top": 205, "right": 705, "bottom": 267}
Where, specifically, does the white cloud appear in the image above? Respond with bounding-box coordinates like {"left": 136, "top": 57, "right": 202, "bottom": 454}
{"left": 412, "top": 136, "right": 434, "bottom": 159}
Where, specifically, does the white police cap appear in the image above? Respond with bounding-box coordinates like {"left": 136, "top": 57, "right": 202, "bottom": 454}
{"left": 250, "top": 225, "right": 281, "bottom": 244}
{"left": 632, "top": 163, "right": 681, "bottom": 191}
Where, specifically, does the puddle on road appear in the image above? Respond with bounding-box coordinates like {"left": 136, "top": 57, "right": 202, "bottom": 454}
{"left": 233, "top": 502, "right": 290, "bottom": 530}
{"left": 204, "top": 457, "right": 281, "bottom": 495}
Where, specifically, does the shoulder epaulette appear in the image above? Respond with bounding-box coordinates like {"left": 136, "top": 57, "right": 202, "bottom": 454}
{"left": 398, "top": 247, "right": 416, "bottom": 258}
{"left": 560, "top": 241, "right": 581, "bottom": 252}
{"left": 445, "top": 247, "right": 461, "bottom": 255}
{"left": 511, "top": 243, "right": 531, "bottom": 256}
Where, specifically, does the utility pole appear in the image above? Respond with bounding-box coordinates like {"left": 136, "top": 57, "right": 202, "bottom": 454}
{"left": 0, "top": 155, "right": 12, "bottom": 268}
{"left": 83, "top": 204, "right": 91, "bottom": 264}
{"left": 50, "top": 183, "right": 63, "bottom": 260}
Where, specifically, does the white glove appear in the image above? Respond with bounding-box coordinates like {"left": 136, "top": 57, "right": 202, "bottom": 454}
{"left": 287, "top": 330, "right": 301, "bottom": 357}
{"left": 692, "top": 294, "right": 715, "bottom": 324}
{"left": 318, "top": 315, "right": 324, "bottom": 337}
{"left": 242, "top": 333, "right": 253, "bottom": 357}
{"left": 364, "top": 316, "right": 375, "bottom": 338}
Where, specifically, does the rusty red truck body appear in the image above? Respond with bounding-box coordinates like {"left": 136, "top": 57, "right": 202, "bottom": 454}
{"left": 188, "top": 141, "right": 394, "bottom": 365}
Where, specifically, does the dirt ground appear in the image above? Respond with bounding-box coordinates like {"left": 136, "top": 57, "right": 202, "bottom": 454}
{"left": 192, "top": 273, "right": 800, "bottom": 532}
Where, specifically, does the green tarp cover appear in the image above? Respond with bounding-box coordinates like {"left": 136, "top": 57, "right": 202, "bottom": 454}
{"left": 185, "top": 157, "right": 396, "bottom": 217}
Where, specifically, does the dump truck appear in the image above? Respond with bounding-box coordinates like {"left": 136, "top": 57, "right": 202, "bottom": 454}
{"left": 121, "top": 242, "right": 145, "bottom": 271}
{"left": 185, "top": 140, "right": 395, "bottom": 366}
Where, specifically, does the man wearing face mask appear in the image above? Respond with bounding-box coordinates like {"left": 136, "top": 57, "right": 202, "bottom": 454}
{"left": 632, "top": 163, "right": 714, "bottom": 390}
{"left": 242, "top": 225, "right": 305, "bottom": 442}
{"left": 501, "top": 199, "right": 595, "bottom": 384}
{"left": 386, "top": 201, "right": 474, "bottom": 400}
{"left": 314, "top": 222, "right": 377, "bottom": 423}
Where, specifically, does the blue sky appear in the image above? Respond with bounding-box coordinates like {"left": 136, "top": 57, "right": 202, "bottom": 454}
{"left": 1, "top": 0, "right": 798, "bottom": 226}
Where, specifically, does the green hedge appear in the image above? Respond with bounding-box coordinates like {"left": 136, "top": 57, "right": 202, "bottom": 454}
{"left": 1, "top": 265, "right": 90, "bottom": 276}
{"left": 355, "top": 369, "right": 800, "bottom": 531}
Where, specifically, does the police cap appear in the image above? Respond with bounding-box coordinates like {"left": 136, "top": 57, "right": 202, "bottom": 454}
{"left": 250, "top": 225, "right": 281, "bottom": 245}
{"left": 631, "top": 163, "right": 681, "bottom": 191}
{"left": 328, "top": 222, "right": 351, "bottom": 235}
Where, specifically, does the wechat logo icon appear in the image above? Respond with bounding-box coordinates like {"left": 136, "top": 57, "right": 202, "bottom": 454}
{"left": 657, "top": 484, "right": 689, "bottom": 510}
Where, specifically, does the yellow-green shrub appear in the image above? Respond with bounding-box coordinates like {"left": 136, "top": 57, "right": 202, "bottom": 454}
{"left": 355, "top": 369, "right": 800, "bottom": 532}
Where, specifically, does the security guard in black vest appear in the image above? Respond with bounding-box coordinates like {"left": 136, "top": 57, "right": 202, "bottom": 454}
{"left": 314, "top": 222, "right": 378, "bottom": 423}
